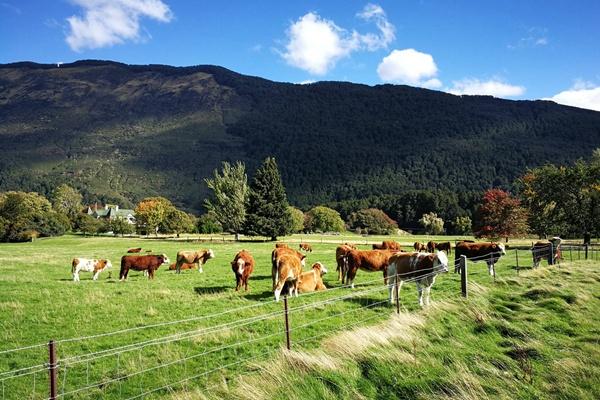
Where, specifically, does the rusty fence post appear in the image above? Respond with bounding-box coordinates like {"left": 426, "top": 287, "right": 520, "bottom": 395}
{"left": 283, "top": 296, "right": 291, "bottom": 350}
{"left": 460, "top": 255, "right": 468, "bottom": 298}
{"left": 48, "top": 340, "right": 57, "bottom": 400}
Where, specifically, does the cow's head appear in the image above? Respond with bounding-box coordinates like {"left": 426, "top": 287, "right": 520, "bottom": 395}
{"left": 312, "top": 262, "right": 328, "bottom": 276}
{"left": 160, "top": 254, "right": 170, "bottom": 264}
{"left": 233, "top": 258, "right": 245, "bottom": 275}
{"left": 433, "top": 251, "right": 449, "bottom": 273}
{"left": 550, "top": 237, "right": 562, "bottom": 246}
{"left": 206, "top": 249, "right": 215, "bottom": 259}
{"left": 497, "top": 243, "right": 506, "bottom": 256}
{"left": 104, "top": 260, "right": 113, "bottom": 269}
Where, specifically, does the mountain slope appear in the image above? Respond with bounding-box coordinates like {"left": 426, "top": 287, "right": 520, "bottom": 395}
{"left": 1, "top": 60, "right": 599, "bottom": 211}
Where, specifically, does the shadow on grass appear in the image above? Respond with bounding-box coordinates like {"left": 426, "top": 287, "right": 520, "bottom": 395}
{"left": 243, "top": 290, "right": 274, "bottom": 301}
{"left": 251, "top": 275, "right": 272, "bottom": 281}
{"left": 194, "top": 286, "right": 230, "bottom": 296}
{"left": 342, "top": 297, "right": 391, "bottom": 308}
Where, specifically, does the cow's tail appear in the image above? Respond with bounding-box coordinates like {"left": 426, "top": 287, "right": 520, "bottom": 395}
{"left": 342, "top": 254, "right": 349, "bottom": 284}
{"left": 71, "top": 259, "right": 78, "bottom": 274}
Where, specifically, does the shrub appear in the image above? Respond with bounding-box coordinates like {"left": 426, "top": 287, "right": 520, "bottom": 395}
{"left": 347, "top": 208, "right": 398, "bottom": 235}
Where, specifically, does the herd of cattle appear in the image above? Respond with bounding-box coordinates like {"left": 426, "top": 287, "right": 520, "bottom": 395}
{"left": 70, "top": 237, "right": 563, "bottom": 306}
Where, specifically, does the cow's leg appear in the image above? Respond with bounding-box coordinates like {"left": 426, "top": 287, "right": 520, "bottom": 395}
{"left": 92, "top": 270, "right": 100, "bottom": 281}
{"left": 271, "top": 265, "right": 277, "bottom": 291}
{"left": 388, "top": 275, "right": 396, "bottom": 305}
{"left": 416, "top": 281, "right": 424, "bottom": 307}
{"left": 235, "top": 274, "right": 241, "bottom": 291}
{"left": 274, "top": 280, "right": 285, "bottom": 302}
{"left": 197, "top": 261, "right": 203, "bottom": 273}
{"left": 73, "top": 267, "right": 80, "bottom": 282}
{"left": 424, "top": 283, "right": 432, "bottom": 306}
{"left": 175, "top": 260, "right": 182, "bottom": 274}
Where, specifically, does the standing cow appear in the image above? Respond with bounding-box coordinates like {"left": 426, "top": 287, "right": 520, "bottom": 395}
{"left": 454, "top": 241, "right": 506, "bottom": 275}
{"left": 532, "top": 237, "right": 562, "bottom": 268}
{"left": 273, "top": 253, "right": 303, "bottom": 301}
{"left": 120, "top": 254, "right": 170, "bottom": 281}
{"left": 271, "top": 246, "right": 306, "bottom": 290}
{"left": 413, "top": 242, "right": 427, "bottom": 252}
{"left": 344, "top": 249, "right": 397, "bottom": 288}
{"left": 387, "top": 251, "right": 449, "bottom": 307}
{"left": 426, "top": 241, "right": 437, "bottom": 253}
{"left": 436, "top": 242, "right": 451, "bottom": 255}
{"left": 72, "top": 258, "right": 112, "bottom": 281}
{"left": 336, "top": 244, "right": 355, "bottom": 284}
{"left": 174, "top": 249, "right": 215, "bottom": 274}
{"left": 231, "top": 250, "right": 255, "bottom": 291}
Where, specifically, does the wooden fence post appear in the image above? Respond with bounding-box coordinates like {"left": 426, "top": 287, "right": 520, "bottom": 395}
{"left": 585, "top": 244, "right": 588, "bottom": 260}
{"left": 569, "top": 246, "right": 573, "bottom": 262}
{"left": 548, "top": 243, "right": 554, "bottom": 266}
{"left": 283, "top": 296, "right": 291, "bottom": 350}
{"left": 460, "top": 255, "right": 468, "bottom": 298}
{"left": 48, "top": 340, "right": 57, "bottom": 400}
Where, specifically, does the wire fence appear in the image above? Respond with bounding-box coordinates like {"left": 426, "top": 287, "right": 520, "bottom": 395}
{"left": 1, "top": 244, "right": 597, "bottom": 399}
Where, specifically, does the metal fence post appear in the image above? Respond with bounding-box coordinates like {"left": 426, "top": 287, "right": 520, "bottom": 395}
{"left": 460, "top": 255, "right": 468, "bottom": 298}
{"left": 283, "top": 296, "right": 291, "bottom": 350}
{"left": 48, "top": 340, "right": 57, "bottom": 400}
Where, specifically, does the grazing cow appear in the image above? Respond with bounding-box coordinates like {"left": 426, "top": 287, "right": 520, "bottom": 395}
{"left": 168, "top": 262, "right": 196, "bottom": 271}
{"left": 298, "top": 262, "right": 328, "bottom": 293}
{"left": 532, "top": 237, "right": 562, "bottom": 268}
{"left": 119, "top": 254, "right": 169, "bottom": 281}
{"left": 231, "top": 250, "right": 255, "bottom": 291}
{"left": 72, "top": 258, "right": 112, "bottom": 282}
{"left": 436, "top": 242, "right": 451, "bottom": 255}
{"left": 299, "top": 243, "right": 313, "bottom": 252}
{"left": 426, "top": 241, "right": 437, "bottom": 253}
{"left": 413, "top": 242, "right": 427, "bottom": 252}
{"left": 174, "top": 249, "right": 215, "bottom": 274}
{"left": 454, "top": 241, "right": 506, "bottom": 275}
{"left": 335, "top": 244, "right": 355, "bottom": 283}
{"left": 372, "top": 241, "right": 402, "bottom": 251}
{"left": 387, "top": 251, "right": 449, "bottom": 307}
{"left": 273, "top": 253, "right": 303, "bottom": 301}
{"left": 127, "top": 248, "right": 142, "bottom": 253}
{"left": 344, "top": 249, "right": 397, "bottom": 288}
{"left": 271, "top": 246, "right": 306, "bottom": 290}
{"left": 275, "top": 243, "right": 289, "bottom": 249}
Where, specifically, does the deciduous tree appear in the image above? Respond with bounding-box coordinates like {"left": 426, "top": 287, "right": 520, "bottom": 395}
{"left": 51, "top": 184, "right": 83, "bottom": 228}
{"left": 305, "top": 206, "right": 345, "bottom": 233}
{"left": 474, "top": 189, "right": 528, "bottom": 241}
{"left": 347, "top": 208, "right": 397, "bottom": 235}
{"left": 419, "top": 212, "right": 445, "bottom": 235}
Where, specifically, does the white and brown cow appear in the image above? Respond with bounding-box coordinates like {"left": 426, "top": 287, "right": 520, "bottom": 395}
{"left": 298, "top": 262, "right": 328, "bottom": 293}
{"left": 72, "top": 258, "right": 112, "bottom": 282}
{"left": 387, "top": 251, "right": 449, "bottom": 307}
{"left": 231, "top": 250, "right": 255, "bottom": 291}
{"left": 174, "top": 249, "right": 215, "bottom": 274}
{"left": 454, "top": 241, "right": 506, "bottom": 275}
{"left": 532, "top": 237, "right": 562, "bottom": 268}
{"left": 271, "top": 246, "right": 306, "bottom": 291}
{"left": 273, "top": 253, "right": 303, "bottom": 301}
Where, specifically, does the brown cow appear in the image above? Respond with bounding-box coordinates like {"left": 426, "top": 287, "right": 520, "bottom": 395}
{"left": 343, "top": 242, "right": 358, "bottom": 249}
{"left": 335, "top": 244, "right": 355, "bottom": 283}
{"left": 127, "top": 248, "right": 142, "bottom": 253}
{"left": 532, "top": 237, "right": 562, "bottom": 268}
{"left": 344, "top": 249, "right": 397, "bottom": 288}
{"left": 372, "top": 241, "right": 402, "bottom": 251}
{"left": 436, "top": 242, "right": 451, "bottom": 255}
{"left": 454, "top": 241, "right": 506, "bottom": 275}
{"left": 272, "top": 246, "right": 306, "bottom": 290}
{"left": 387, "top": 251, "right": 449, "bottom": 306}
{"left": 168, "top": 262, "right": 196, "bottom": 271}
{"left": 231, "top": 250, "right": 255, "bottom": 291}
{"left": 298, "top": 262, "right": 328, "bottom": 293}
{"left": 413, "top": 242, "right": 427, "bottom": 252}
{"left": 426, "top": 241, "right": 437, "bottom": 253}
{"left": 299, "top": 243, "right": 313, "bottom": 252}
{"left": 174, "top": 249, "right": 215, "bottom": 274}
{"left": 275, "top": 243, "right": 289, "bottom": 248}
{"left": 273, "top": 253, "right": 303, "bottom": 301}
{"left": 120, "top": 254, "right": 170, "bottom": 281}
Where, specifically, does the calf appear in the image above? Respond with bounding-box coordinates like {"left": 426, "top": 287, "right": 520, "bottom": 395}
{"left": 298, "top": 262, "right": 328, "bottom": 293}
{"left": 426, "top": 241, "right": 436, "bottom": 253}
{"left": 272, "top": 246, "right": 306, "bottom": 290}
{"left": 299, "top": 243, "right": 313, "bottom": 252}
{"left": 127, "top": 248, "right": 142, "bottom": 253}
{"left": 274, "top": 253, "right": 303, "bottom": 301}
{"left": 436, "top": 242, "right": 451, "bottom": 255}
{"left": 454, "top": 241, "right": 506, "bottom": 275}
{"left": 120, "top": 254, "right": 170, "bottom": 281}
{"left": 174, "top": 249, "right": 215, "bottom": 274}
{"left": 72, "top": 258, "right": 112, "bottom": 281}
{"left": 387, "top": 251, "right": 449, "bottom": 307}
{"left": 344, "top": 249, "right": 397, "bottom": 288}
{"left": 231, "top": 250, "right": 255, "bottom": 291}
{"left": 372, "top": 241, "right": 402, "bottom": 251}
{"left": 335, "top": 244, "right": 354, "bottom": 283}
{"left": 413, "top": 242, "right": 427, "bottom": 252}
{"left": 532, "top": 237, "right": 562, "bottom": 268}
{"left": 168, "top": 262, "right": 196, "bottom": 270}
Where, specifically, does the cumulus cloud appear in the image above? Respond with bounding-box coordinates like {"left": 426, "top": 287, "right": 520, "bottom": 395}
{"left": 65, "top": 0, "right": 173, "bottom": 52}
{"left": 281, "top": 3, "right": 395, "bottom": 75}
{"left": 447, "top": 78, "right": 525, "bottom": 97}
{"left": 377, "top": 48, "right": 441, "bottom": 88}
{"left": 545, "top": 80, "right": 600, "bottom": 112}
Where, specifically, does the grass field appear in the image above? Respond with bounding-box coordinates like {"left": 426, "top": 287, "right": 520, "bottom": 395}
{"left": 0, "top": 234, "right": 598, "bottom": 399}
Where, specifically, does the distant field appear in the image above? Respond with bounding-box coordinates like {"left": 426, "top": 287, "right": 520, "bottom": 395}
{"left": 0, "top": 234, "right": 598, "bottom": 399}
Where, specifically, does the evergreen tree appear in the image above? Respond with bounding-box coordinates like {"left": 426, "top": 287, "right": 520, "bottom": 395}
{"left": 244, "top": 157, "right": 292, "bottom": 240}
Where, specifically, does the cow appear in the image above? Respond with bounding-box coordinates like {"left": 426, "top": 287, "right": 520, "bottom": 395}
{"left": 436, "top": 242, "right": 452, "bottom": 255}
{"left": 127, "top": 248, "right": 142, "bottom": 253}
{"left": 271, "top": 246, "right": 306, "bottom": 290}
{"left": 386, "top": 251, "right": 449, "bottom": 307}
{"left": 275, "top": 243, "right": 289, "bottom": 249}
{"left": 532, "top": 237, "right": 562, "bottom": 268}
{"left": 426, "top": 241, "right": 437, "bottom": 253}
{"left": 343, "top": 243, "right": 358, "bottom": 249}
{"left": 273, "top": 253, "right": 303, "bottom": 301}
{"left": 299, "top": 243, "right": 313, "bottom": 252}
{"left": 174, "top": 249, "right": 215, "bottom": 274}
{"left": 372, "top": 241, "right": 402, "bottom": 251}
{"left": 119, "top": 254, "right": 169, "bottom": 281}
{"left": 335, "top": 244, "right": 355, "bottom": 283}
{"left": 298, "top": 262, "right": 328, "bottom": 293}
{"left": 344, "top": 249, "right": 398, "bottom": 288}
{"left": 231, "top": 250, "right": 255, "bottom": 291}
{"left": 454, "top": 241, "right": 506, "bottom": 275}
{"left": 72, "top": 258, "right": 112, "bottom": 282}
{"left": 168, "top": 262, "right": 196, "bottom": 271}
{"left": 413, "top": 242, "right": 427, "bottom": 252}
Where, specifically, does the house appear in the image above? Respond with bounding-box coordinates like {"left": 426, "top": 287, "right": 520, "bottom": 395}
{"left": 87, "top": 204, "right": 136, "bottom": 224}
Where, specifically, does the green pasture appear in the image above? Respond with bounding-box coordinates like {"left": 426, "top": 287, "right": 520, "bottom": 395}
{"left": 0, "top": 234, "right": 598, "bottom": 399}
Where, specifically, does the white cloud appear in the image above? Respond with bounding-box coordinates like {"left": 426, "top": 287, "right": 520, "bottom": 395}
{"left": 447, "top": 78, "right": 525, "bottom": 97}
{"left": 545, "top": 81, "right": 600, "bottom": 112}
{"left": 377, "top": 48, "right": 441, "bottom": 88}
{"left": 65, "top": 0, "right": 173, "bottom": 52}
{"left": 508, "top": 27, "right": 548, "bottom": 49}
{"left": 281, "top": 3, "right": 395, "bottom": 75}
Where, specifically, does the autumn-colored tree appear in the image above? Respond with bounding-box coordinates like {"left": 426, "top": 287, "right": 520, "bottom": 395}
{"left": 134, "top": 197, "right": 174, "bottom": 235}
{"left": 474, "top": 189, "right": 528, "bottom": 241}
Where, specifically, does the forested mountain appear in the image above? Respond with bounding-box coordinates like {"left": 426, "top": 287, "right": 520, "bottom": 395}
{"left": 1, "top": 60, "right": 600, "bottom": 214}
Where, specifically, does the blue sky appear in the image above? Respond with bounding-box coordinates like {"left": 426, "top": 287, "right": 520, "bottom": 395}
{"left": 1, "top": 0, "right": 599, "bottom": 110}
